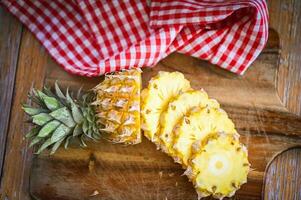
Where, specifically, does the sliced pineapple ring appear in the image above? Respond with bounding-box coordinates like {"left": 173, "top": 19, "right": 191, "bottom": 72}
{"left": 94, "top": 68, "right": 141, "bottom": 144}
{"left": 172, "top": 106, "right": 237, "bottom": 166}
{"left": 185, "top": 133, "right": 250, "bottom": 199}
{"left": 158, "top": 90, "right": 210, "bottom": 154}
{"left": 141, "top": 71, "right": 191, "bottom": 142}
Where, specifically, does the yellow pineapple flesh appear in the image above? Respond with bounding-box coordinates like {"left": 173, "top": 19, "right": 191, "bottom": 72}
{"left": 158, "top": 90, "right": 210, "bottom": 154}
{"left": 93, "top": 68, "right": 141, "bottom": 144}
{"left": 141, "top": 70, "right": 249, "bottom": 199}
{"left": 141, "top": 71, "right": 191, "bottom": 142}
{"left": 172, "top": 106, "right": 238, "bottom": 166}
{"left": 185, "top": 133, "right": 250, "bottom": 199}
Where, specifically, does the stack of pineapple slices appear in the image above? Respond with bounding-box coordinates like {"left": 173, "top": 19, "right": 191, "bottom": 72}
{"left": 141, "top": 71, "right": 250, "bottom": 199}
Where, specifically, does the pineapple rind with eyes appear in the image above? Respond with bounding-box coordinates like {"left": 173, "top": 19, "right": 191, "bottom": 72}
{"left": 141, "top": 71, "right": 191, "bottom": 142}
{"left": 172, "top": 106, "right": 238, "bottom": 166}
{"left": 93, "top": 68, "right": 142, "bottom": 144}
{"left": 185, "top": 133, "right": 250, "bottom": 199}
{"left": 158, "top": 90, "right": 212, "bottom": 155}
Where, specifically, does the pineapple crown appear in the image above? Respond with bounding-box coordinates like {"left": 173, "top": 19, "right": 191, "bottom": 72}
{"left": 22, "top": 82, "right": 100, "bottom": 154}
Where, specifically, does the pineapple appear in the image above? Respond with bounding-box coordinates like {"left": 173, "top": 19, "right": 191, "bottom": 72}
{"left": 172, "top": 106, "right": 238, "bottom": 166}
{"left": 185, "top": 133, "right": 250, "bottom": 199}
{"left": 158, "top": 90, "right": 211, "bottom": 154}
{"left": 23, "top": 69, "right": 250, "bottom": 199}
{"left": 141, "top": 71, "right": 191, "bottom": 142}
{"left": 23, "top": 68, "right": 142, "bottom": 154}
{"left": 93, "top": 68, "right": 142, "bottom": 144}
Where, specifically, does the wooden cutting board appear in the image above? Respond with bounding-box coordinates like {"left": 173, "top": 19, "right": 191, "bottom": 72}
{"left": 1, "top": 2, "right": 301, "bottom": 199}
{"left": 25, "top": 30, "right": 301, "bottom": 200}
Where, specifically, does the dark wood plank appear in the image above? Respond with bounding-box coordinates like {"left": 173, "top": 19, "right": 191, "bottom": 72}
{"left": 264, "top": 148, "right": 301, "bottom": 200}
{"left": 268, "top": 0, "right": 301, "bottom": 116}
{"left": 0, "top": 7, "right": 23, "bottom": 180}
{"left": 264, "top": 1, "right": 301, "bottom": 198}
{"left": 0, "top": 28, "right": 48, "bottom": 199}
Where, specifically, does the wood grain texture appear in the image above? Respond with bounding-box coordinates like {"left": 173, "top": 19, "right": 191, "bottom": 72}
{"left": 0, "top": 28, "right": 48, "bottom": 200}
{"left": 0, "top": 3, "right": 301, "bottom": 200}
{"left": 264, "top": 148, "right": 301, "bottom": 200}
{"left": 29, "top": 134, "right": 301, "bottom": 200}
{"left": 268, "top": 0, "right": 301, "bottom": 116}
{"left": 0, "top": 7, "right": 22, "bottom": 180}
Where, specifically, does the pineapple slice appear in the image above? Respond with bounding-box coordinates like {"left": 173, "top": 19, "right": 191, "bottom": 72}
{"left": 172, "top": 106, "right": 238, "bottom": 166}
{"left": 185, "top": 133, "right": 250, "bottom": 199}
{"left": 93, "top": 68, "right": 141, "bottom": 144}
{"left": 141, "top": 71, "right": 191, "bottom": 142}
{"left": 158, "top": 90, "right": 212, "bottom": 154}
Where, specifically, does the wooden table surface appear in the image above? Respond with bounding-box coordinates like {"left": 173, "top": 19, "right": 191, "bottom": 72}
{"left": 1, "top": 1, "right": 301, "bottom": 200}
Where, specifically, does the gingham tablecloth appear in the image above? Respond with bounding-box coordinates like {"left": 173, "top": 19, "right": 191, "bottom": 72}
{"left": 1, "top": 0, "right": 268, "bottom": 77}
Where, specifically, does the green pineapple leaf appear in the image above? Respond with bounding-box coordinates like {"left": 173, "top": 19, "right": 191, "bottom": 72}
{"left": 64, "top": 135, "right": 72, "bottom": 149}
{"left": 70, "top": 101, "right": 84, "bottom": 124}
{"left": 80, "top": 134, "right": 87, "bottom": 147}
{"left": 51, "top": 123, "right": 71, "bottom": 143}
{"left": 92, "top": 132, "right": 101, "bottom": 140}
{"left": 25, "top": 127, "right": 40, "bottom": 139}
{"left": 37, "top": 120, "right": 61, "bottom": 137}
{"left": 87, "top": 109, "right": 93, "bottom": 123}
{"left": 82, "top": 120, "right": 88, "bottom": 133}
{"left": 32, "top": 113, "right": 53, "bottom": 126}
{"left": 76, "top": 86, "right": 83, "bottom": 99}
{"left": 29, "top": 136, "right": 42, "bottom": 148}
{"left": 43, "top": 86, "right": 56, "bottom": 98}
{"left": 29, "top": 89, "right": 46, "bottom": 108}
{"left": 35, "top": 138, "right": 55, "bottom": 154}
{"left": 49, "top": 107, "right": 76, "bottom": 127}
{"left": 37, "top": 90, "right": 60, "bottom": 111}
{"left": 55, "top": 81, "right": 66, "bottom": 99}
{"left": 73, "top": 124, "right": 82, "bottom": 137}
{"left": 22, "top": 105, "right": 48, "bottom": 116}
{"left": 50, "top": 137, "right": 66, "bottom": 155}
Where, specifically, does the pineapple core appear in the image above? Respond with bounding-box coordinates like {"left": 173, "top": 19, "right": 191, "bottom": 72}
{"left": 187, "top": 134, "right": 250, "bottom": 199}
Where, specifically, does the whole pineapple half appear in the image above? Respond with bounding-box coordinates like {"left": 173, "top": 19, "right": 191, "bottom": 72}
{"left": 141, "top": 71, "right": 191, "bottom": 142}
{"left": 23, "top": 68, "right": 142, "bottom": 154}
{"left": 158, "top": 90, "right": 213, "bottom": 155}
{"left": 22, "top": 83, "right": 100, "bottom": 154}
{"left": 185, "top": 133, "right": 250, "bottom": 199}
{"left": 93, "top": 68, "right": 142, "bottom": 145}
{"left": 172, "top": 106, "right": 238, "bottom": 166}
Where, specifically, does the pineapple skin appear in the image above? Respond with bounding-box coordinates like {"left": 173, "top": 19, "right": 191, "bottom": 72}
{"left": 172, "top": 106, "right": 238, "bottom": 166}
{"left": 94, "top": 68, "right": 142, "bottom": 145}
{"left": 141, "top": 71, "right": 191, "bottom": 142}
{"left": 185, "top": 133, "right": 250, "bottom": 199}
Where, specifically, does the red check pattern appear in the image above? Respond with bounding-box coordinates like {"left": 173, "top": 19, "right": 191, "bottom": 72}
{"left": 1, "top": 0, "right": 268, "bottom": 77}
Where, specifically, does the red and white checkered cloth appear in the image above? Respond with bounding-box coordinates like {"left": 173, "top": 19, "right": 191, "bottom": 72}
{"left": 1, "top": 0, "right": 268, "bottom": 77}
